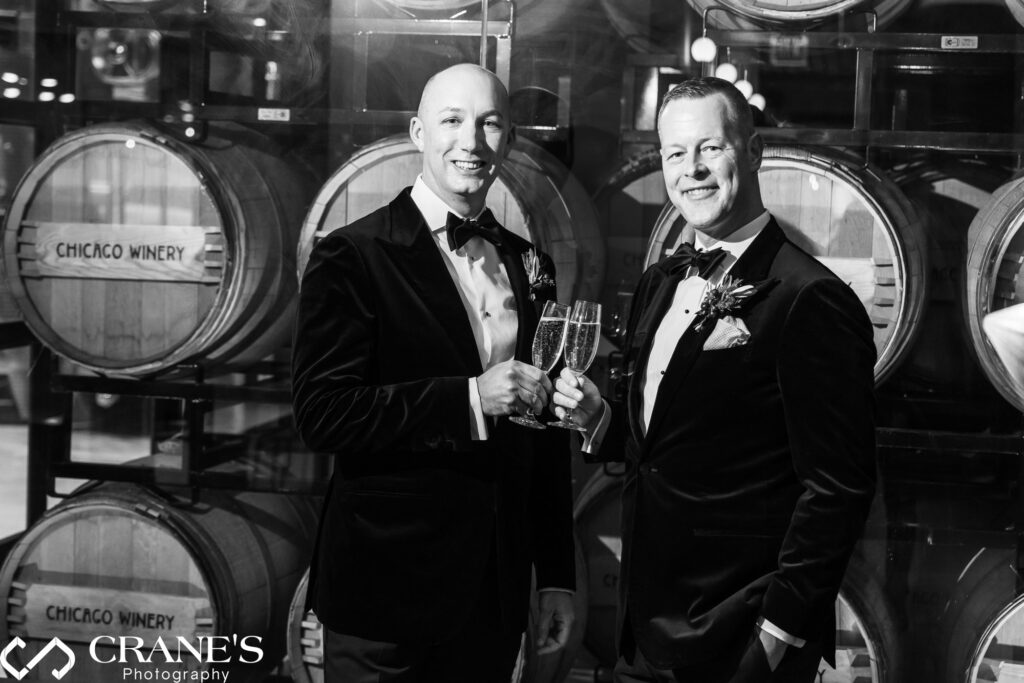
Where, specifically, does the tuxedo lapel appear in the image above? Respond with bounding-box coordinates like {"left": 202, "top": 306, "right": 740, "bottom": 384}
{"left": 626, "top": 273, "right": 681, "bottom": 445}
{"left": 725, "top": 217, "right": 786, "bottom": 285}
{"left": 644, "top": 321, "right": 716, "bottom": 445}
{"left": 381, "top": 191, "right": 482, "bottom": 375}
{"left": 639, "top": 218, "right": 787, "bottom": 450}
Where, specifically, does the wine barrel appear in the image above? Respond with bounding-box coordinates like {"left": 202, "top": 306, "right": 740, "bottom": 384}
{"left": 1009, "top": 0, "right": 1024, "bottom": 24}
{"left": 0, "top": 482, "right": 319, "bottom": 682}
{"left": 939, "top": 547, "right": 1024, "bottom": 683}
{"left": 887, "top": 160, "right": 1011, "bottom": 405}
{"left": 573, "top": 470, "right": 902, "bottom": 681}
{"left": 285, "top": 571, "right": 323, "bottom": 683}
{"left": 638, "top": 145, "right": 926, "bottom": 384}
{"left": 597, "top": 0, "right": 911, "bottom": 53}
{"left": 287, "top": 543, "right": 588, "bottom": 683}
{"left": 297, "top": 134, "right": 604, "bottom": 305}
{"left": 1, "top": 121, "right": 314, "bottom": 377}
{"left": 592, "top": 149, "right": 671, "bottom": 342}
{"left": 687, "top": 0, "right": 914, "bottom": 30}
{"left": 597, "top": 0, "right": 702, "bottom": 54}
{"left": 0, "top": 124, "right": 35, "bottom": 323}
{"left": 964, "top": 175, "right": 1024, "bottom": 413}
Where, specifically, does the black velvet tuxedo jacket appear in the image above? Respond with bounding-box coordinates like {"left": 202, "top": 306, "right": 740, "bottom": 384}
{"left": 591, "top": 217, "right": 877, "bottom": 670}
{"left": 291, "top": 189, "right": 574, "bottom": 643}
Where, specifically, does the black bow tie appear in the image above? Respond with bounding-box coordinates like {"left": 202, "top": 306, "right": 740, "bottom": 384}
{"left": 445, "top": 210, "right": 504, "bottom": 251}
{"left": 663, "top": 242, "right": 727, "bottom": 280}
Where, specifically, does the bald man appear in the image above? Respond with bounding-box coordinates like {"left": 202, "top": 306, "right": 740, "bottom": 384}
{"left": 292, "top": 64, "right": 576, "bottom": 682}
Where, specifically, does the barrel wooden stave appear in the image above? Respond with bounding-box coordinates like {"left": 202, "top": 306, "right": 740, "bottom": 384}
{"left": 964, "top": 175, "right": 1024, "bottom": 412}
{"left": 1009, "top": 0, "right": 1024, "bottom": 25}
{"left": 298, "top": 134, "right": 603, "bottom": 305}
{"left": 0, "top": 482, "right": 318, "bottom": 683}
{"left": 687, "top": 0, "right": 913, "bottom": 29}
{"left": 2, "top": 121, "right": 313, "bottom": 376}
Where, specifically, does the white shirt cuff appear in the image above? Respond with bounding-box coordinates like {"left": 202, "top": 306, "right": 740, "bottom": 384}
{"left": 758, "top": 617, "right": 806, "bottom": 648}
{"left": 580, "top": 399, "right": 612, "bottom": 454}
{"left": 468, "top": 378, "right": 489, "bottom": 440}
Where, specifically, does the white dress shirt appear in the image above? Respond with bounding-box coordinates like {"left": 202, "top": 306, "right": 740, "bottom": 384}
{"left": 639, "top": 212, "right": 769, "bottom": 433}
{"left": 410, "top": 177, "right": 518, "bottom": 440}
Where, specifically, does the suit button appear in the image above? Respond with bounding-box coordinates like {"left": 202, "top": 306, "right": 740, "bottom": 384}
{"left": 424, "top": 434, "right": 442, "bottom": 449}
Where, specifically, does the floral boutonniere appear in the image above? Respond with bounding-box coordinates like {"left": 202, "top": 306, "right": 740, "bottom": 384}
{"left": 523, "top": 248, "right": 555, "bottom": 301}
{"left": 693, "top": 275, "right": 775, "bottom": 331}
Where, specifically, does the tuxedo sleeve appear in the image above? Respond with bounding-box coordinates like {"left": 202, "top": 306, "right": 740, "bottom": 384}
{"left": 291, "top": 232, "right": 472, "bottom": 456}
{"left": 763, "top": 278, "right": 877, "bottom": 639}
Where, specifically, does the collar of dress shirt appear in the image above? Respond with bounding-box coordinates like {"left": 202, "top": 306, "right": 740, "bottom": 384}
{"left": 410, "top": 176, "right": 486, "bottom": 242}
{"left": 693, "top": 210, "right": 770, "bottom": 270}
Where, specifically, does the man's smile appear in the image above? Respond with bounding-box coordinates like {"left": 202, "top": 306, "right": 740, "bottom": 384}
{"left": 682, "top": 186, "right": 718, "bottom": 198}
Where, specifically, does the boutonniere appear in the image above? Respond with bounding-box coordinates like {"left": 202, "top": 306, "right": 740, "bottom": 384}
{"left": 522, "top": 248, "right": 555, "bottom": 301}
{"left": 693, "top": 275, "right": 774, "bottom": 331}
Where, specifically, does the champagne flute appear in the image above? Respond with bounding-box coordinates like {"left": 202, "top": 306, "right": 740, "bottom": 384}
{"left": 548, "top": 299, "right": 602, "bottom": 431}
{"left": 511, "top": 300, "right": 570, "bottom": 429}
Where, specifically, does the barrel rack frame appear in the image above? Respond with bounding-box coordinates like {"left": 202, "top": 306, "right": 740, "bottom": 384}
{"left": 3, "top": 5, "right": 1024, "bottom": 680}
{"left": 620, "top": 24, "right": 1024, "bottom": 156}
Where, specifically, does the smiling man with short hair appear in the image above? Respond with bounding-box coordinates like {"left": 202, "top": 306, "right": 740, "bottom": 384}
{"left": 553, "top": 76, "right": 877, "bottom": 683}
{"left": 292, "top": 63, "right": 576, "bottom": 682}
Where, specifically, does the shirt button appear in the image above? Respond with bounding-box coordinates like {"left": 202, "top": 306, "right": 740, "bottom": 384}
{"left": 684, "top": 309, "right": 690, "bottom": 314}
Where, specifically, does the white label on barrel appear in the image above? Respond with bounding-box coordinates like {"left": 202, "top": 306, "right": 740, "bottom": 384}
{"left": 27, "top": 222, "right": 214, "bottom": 283}
{"left": 941, "top": 36, "right": 979, "bottom": 49}
{"left": 22, "top": 583, "right": 210, "bottom": 644}
{"left": 257, "top": 108, "right": 290, "bottom": 122}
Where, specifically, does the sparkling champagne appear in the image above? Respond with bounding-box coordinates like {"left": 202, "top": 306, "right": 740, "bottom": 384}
{"left": 564, "top": 321, "right": 600, "bottom": 373}
{"left": 532, "top": 317, "right": 567, "bottom": 372}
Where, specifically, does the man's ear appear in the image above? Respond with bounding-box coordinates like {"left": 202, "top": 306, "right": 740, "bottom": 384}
{"left": 748, "top": 131, "right": 764, "bottom": 172}
{"left": 410, "top": 116, "right": 425, "bottom": 152}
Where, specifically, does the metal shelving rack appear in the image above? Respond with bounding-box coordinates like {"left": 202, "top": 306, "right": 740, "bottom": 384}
{"left": 622, "top": 25, "right": 1024, "bottom": 153}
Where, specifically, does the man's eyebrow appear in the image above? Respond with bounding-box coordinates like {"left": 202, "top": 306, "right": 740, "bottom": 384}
{"left": 432, "top": 106, "right": 506, "bottom": 120}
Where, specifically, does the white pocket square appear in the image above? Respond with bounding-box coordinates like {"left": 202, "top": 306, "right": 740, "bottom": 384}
{"left": 703, "top": 315, "right": 750, "bottom": 350}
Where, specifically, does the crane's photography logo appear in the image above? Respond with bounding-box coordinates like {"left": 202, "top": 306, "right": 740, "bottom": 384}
{"left": 0, "top": 634, "right": 263, "bottom": 680}
{"left": 0, "top": 636, "right": 75, "bottom": 680}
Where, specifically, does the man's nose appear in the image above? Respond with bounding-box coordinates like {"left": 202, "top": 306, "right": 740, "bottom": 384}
{"left": 457, "top": 121, "right": 483, "bottom": 150}
{"left": 682, "top": 154, "right": 707, "bottom": 178}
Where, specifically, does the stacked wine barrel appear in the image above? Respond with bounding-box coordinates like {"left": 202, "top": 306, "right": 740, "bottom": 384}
{"left": 1, "top": 121, "right": 314, "bottom": 377}
{"left": 0, "top": 483, "right": 319, "bottom": 682}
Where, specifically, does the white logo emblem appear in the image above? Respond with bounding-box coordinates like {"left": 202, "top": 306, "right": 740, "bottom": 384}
{"left": 1, "top": 637, "right": 76, "bottom": 680}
